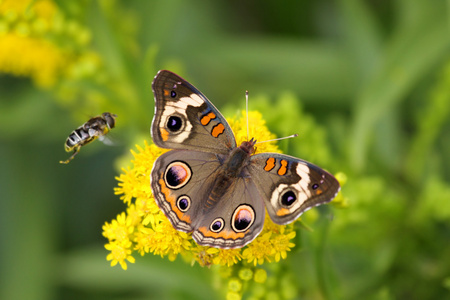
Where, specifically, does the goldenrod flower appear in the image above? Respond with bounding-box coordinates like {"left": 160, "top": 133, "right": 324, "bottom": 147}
{"left": 0, "top": 0, "right": 100, "bottom": 87}
{"left": 105, "top": 240, "right": 135, "bottom": 270}
{"left": 211, "top": 248, "right": 243, "bottom": 267}
{"left": 102, "top": 212, "right": 134, "bottom": 242}
{"left": 238, "top": 268, "right": 253, "bottom": 281}
{"left": 253, "top": 268, "right": 268, "bottom": 283}
{"left": 103, "top": 111, "right": 306, "bottom": 270}
{"left": 0, "top": 33, "right": 65, "bottom": 86}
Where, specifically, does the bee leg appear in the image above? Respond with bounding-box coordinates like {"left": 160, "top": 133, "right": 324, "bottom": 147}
{"left": 59, "top": 147, "right": 81, "bottom": 164}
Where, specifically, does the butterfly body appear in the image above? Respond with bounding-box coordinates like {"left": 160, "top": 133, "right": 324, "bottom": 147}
{"left": 219, "top": 140, "right": 253, "bottom": 177}
{"left": 150, "top": 70, "right": 340, "bottom": 249}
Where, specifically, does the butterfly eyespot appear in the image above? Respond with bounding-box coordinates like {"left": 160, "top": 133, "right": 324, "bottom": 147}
{"left": 231, "top": 205, "right": 255, "bottom": 233}
{"left": 164, "top": 161, "right": 192, "bottom": 189}
{"left": 167, "top": 115, "right": 183, "bottom": 132}
{"left": 177, "top": 195, "right": 191, "bottom": 212}
{"left": 281, "top": 190, "right": 297, "bottom": 207}
{"left": 312, "top": 183, "right": 319, "bottom": 190}
{"left": 210, "top": 218, "right": 225, "bottom": 232}
{"left": 170, "top": 90, "right": 177, "bottom": 98}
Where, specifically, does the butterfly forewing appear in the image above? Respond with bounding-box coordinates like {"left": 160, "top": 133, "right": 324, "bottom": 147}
{"left": 248, "top": 153, "right": 340, "bottom": 225}
{"left": 151, "top": 70, "right": 236, "bottom": 154}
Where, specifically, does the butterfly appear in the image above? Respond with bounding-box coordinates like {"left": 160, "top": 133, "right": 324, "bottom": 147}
{"left": 150, "top": 70, "right": 340, "bottom": 249}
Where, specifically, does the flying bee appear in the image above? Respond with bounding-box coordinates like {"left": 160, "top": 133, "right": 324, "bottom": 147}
{"left": 60, "top": 112, "right": 117, "bottom": 164}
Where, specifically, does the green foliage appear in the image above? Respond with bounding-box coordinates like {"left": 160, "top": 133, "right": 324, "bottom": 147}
{"left": 1, "top": 1, "right": 449, "bottom": 300}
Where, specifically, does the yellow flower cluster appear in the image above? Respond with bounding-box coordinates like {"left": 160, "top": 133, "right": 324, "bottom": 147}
{"left": 0, "top": 33, "right": 66, "bottom": 86}
{"left": 103, "top": 111, "right": 301, "bottom": 270}
{"left": 0, "top": 0, "right": 99, "bottom": 87}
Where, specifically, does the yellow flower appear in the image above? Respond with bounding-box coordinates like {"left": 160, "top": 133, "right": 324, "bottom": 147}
{"left": 211, "top": 248, "right": 243, "bottom": 267}
{"left": 273, "top": 230, "right": 296, "bottom": 262}
{"left": 105, "top": 240, "right": 135, "bottom": 270}
{"left": 103, "top": 111, "right": 326, "bottom": 270}
{"left": 0, "top": 0, "right": 57, "bottom": 17}
{"left": 0, "top": 33, "right": 67, "bottom": 86}
{"left": 229, "top": 111, "right": 280, "bottom": 154}
{"left": 102, "top": 211, "right": 135, "bottom": 242}
{"left": 238, "top": 268, "right": 253, "bottom": 281}
{"left": 331, "top": 172, "right": 348, "bottom": 208}
{"left": 242, "top": 232, "right": 276, "bottom": 266}
{"left": 228, "top": 278, "right": 243, "bottom": 292}
{"left": 226, "top": 291, "right": 242, "bottom": 300}
{"left": 253, "top": 268, "right": 268, "bottom": 283}
{"left": 135, "top": 220, "right": 192, "bottom": 260}
{"left": 0, "top": 0, "right": 100, "bottom": 88}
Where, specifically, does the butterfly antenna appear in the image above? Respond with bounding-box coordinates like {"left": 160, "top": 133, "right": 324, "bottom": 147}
{"left": 246, "top": 90, "right": 249, "bottom": 141}
{"left": 255, "top": 134, "right": 299, "bottom": 144}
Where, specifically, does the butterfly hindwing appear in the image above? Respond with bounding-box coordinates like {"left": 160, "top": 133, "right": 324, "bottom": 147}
{"left": 150, "top": 149, "right": 222, "bottom": 232}
{"left": 191, "top": 176, "right": 265, "bottom": 249}
{"left": 150, "top": 149, "right": 265, "bottom": 249}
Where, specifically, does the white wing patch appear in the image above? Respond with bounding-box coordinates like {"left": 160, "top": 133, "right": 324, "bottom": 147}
{"left": 180, "top": 94, "right": 204, "bottom": 107}
{"left": 269, "top": 163, "right": 311, "bottom": 211}
{"left": 159, "top": 93, "right": 204, "bottom": 143}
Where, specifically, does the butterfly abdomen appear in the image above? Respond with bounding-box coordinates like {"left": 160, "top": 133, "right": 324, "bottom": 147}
{"left": 206, "top": 173, "right": 232, "bottom": 208}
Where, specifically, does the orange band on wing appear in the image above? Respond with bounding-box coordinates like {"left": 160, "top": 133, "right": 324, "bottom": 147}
{"left": 164, "top": 89, "right": 170, "bottom": 96}
{"left": 159, "top": 178, "right": 191, "bottom": 224}
{"left": 211, "top": 123, "right": 225, "bottom": 138}
{"left": 160, "top": 128, "right": 169, "bottom": 141}
{"left": 278, "top": 160, "right": 288, "bottom": 175}
{"left": 264, "top": 157, "right": 276, "bottom": 172}
{"left": 198, "top": 226, "right": 245, "bottom": 240}
{"left": 276, "top": 208, "right": 291, "bottom": 216}
{"left": 200, "top": 112, "right": 216, "bottom": 126}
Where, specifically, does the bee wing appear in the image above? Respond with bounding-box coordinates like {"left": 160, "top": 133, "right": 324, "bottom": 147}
{"left": 98, "top": 135, "right": 116, "bottom": 146}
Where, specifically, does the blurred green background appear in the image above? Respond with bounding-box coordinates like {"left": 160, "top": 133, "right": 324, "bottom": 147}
{"left": 1, "top": 0, "right": 450, "bottom": 299}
